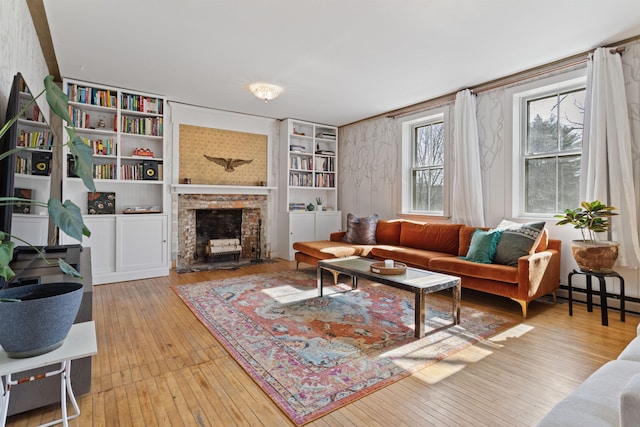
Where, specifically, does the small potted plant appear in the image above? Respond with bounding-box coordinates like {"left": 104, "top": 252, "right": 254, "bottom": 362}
{"left": 315, "top": 196, "right": 325, "bottom": 212}
{"left": 555, "top": 200, "right": 619, "bottom": 272}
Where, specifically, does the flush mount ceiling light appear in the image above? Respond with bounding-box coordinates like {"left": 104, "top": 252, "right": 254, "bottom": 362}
{"left": 249, "top": 82, "right": 283, "bottom": 103}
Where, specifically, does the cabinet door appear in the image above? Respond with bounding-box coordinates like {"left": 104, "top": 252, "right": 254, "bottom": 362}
{"left": 315, "top": 211, "right": 342, "bottom": 240}
{"left": 288, "top": 213, "right": 315, "bottom": 260}
{"left": 117, "top": 215, "right": 167, "bottom": 271}
{"left": 81, "top": 216, "right": 117, "bottom": 276}
{"left": 11, "top": 215, "right": 49, "bottom": 246}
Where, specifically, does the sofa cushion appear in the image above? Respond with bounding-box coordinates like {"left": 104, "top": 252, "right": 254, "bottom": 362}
{"left": 342, "top": 213, "right": 379, "bottom": 244}
{"left": 621, "top": 373, "right": 640, "bottom": 427}
{"left": 538, "top": 360, "right": 640, "bottom": 427}
{"left": 493, "top": 220, "right": 545, "bottom": 267}
{"left": 292, "top": 240, "right": 375, "bottom": 259}
{"left": 463, "top": 229, "right": 503, "bottom": 264}
{"left": 376, "top": 220, "right": 402, "bottom": 245}
{"left": 399, "top": 222, "right": 463, "bottom": 255}
{"left": 371, "top": 245, "right": 455, "bottom": 269}
{"left": 428, "top": 256, "right": 518, "bottom": 283}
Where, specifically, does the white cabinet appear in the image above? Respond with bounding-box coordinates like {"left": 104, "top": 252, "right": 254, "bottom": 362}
{"left": 61, "top": 215, "right": 168, "bottom": 284}
{"left": 60, "top": 79, "right": 169, "bottom": 284}
{"left": 279, "top": 211, "right": 342, "bottom": 261}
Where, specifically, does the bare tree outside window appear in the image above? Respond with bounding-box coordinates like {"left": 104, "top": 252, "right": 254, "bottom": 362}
{"left": 524, "top": 88, "right": 584, "bottom": 214}
{"left": 412, "top": 121, "right": 444, "bottom": 212}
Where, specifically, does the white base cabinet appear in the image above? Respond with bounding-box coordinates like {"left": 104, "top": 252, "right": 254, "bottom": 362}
{"left": 61, "top": 215, "right": 168, "bottom": 284}
{"left": 279, "top": 211, "right": 342, "bottom": 261}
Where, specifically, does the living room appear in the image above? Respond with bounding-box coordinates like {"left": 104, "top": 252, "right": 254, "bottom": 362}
{"left": 2, "top": 0, "right": 640, "bottom": 425}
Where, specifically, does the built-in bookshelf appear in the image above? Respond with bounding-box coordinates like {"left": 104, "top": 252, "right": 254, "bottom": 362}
{"left": 61, "top": 78, "right": 169, "bottom": 284}
{"left": 279, "top": 118, "right": 341, "bottom": 260}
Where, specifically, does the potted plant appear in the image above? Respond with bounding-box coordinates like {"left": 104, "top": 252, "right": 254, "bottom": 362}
{"left": 315, "top": 196, "right": 325, "bottom": 212}
{"left": 555, "top": 200, "right": 619, "bottom": 273}
{"left": 0, "top": 75, "right": 94, "bottom": 357}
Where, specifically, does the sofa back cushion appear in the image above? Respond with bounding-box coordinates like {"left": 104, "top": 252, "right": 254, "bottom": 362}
{"left": 399, "top": 221, "right": 463, "bottom": 255}
{"left": 376, "top": 220, "right": 402, "bottom": 245}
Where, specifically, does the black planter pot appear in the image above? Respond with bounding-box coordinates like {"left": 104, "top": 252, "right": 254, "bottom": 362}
{"left": 0, "top": 282, "right": 83, "bottom": 358}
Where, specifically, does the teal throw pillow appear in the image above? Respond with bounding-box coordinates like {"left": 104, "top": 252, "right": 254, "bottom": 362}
{"left": 493, "top": 221, "right": 545, "bottom": 267}
{"left": 462, "top": 229, "right": 503, "bottom": 264}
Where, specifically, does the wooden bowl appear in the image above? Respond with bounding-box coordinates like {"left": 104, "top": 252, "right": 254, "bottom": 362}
{"left": 370, "top": 261, "right": 407, "bottom": 275}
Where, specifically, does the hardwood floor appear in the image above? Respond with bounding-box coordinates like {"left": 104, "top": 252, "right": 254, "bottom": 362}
{"left": 6, "top": 259, "right": 638, "bottom": 426}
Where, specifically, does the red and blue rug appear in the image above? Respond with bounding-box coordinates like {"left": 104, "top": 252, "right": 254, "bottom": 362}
{"left": 172, "top": 270, "right": 516, "bottom": 425}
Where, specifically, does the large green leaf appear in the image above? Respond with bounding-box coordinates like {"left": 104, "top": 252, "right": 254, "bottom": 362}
{"left": 58, "top": 258, "right": 83, "bottom": 278}
{"left": 44, "top": 75, "right": 71, "bottom": 123}
{"left": 0, "top": 235, "right": 15, "bottom": 280}
{"left": 67, "top": 134, "right": 95, "bottom": 192}
{"left": 48, "top": 199, "right": 91, "bottom": 242}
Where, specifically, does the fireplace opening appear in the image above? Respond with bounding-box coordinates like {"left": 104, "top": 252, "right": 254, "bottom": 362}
{"left": 195, "top": 209, "right": 242, "bottom": 261}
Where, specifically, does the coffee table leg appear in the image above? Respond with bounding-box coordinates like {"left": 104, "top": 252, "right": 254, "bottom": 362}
{"left": 352, "top": 275, "right": 358, "bottom": 290}
{"left": 452, "top": 282, "right": 461, "bottom": 324}
{"left": 415, "top": 291, "right": 425, "bottom": 338}
{"left": 317, "top": 266, "right": 324, "bottom": 297}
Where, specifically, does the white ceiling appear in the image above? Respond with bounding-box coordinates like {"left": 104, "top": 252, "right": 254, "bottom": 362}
{"left": 42, "top": 0, "right": 640, "bottom": 127}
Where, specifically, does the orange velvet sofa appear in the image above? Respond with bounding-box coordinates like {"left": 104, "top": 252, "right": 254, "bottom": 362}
{"left": 292, "top": 219, "right": 561, "bottom": 317}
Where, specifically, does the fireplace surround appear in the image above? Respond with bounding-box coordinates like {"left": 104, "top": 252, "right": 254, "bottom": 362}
{"left": 177, "top": 194, "right": 267, "bottom": 269}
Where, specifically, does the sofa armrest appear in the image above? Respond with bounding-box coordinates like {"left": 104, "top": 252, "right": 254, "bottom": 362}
{"left": 330, "top": 231, "right": 346, "bottom": 242}
{"left": 517, "top": 247, "right": 561, "bottom": 300}
{"left": 621, "top": 374, "right": 640, "bottom": 426}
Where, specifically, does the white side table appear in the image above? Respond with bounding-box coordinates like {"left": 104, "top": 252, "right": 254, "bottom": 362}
{"left": 0, "top": 321, "right": 97, "bottom": 427}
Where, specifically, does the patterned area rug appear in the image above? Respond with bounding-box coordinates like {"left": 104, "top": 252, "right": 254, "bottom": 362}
{"left": 172, "top": 270, "right": 516, "bottom": 425}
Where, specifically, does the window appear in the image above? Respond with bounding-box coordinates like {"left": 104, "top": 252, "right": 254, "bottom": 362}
{"left": 517, "top": 81, "right": 586, "bottom": 215}
{"left": 412, "top": 118, "right": 444, "bottom": 213}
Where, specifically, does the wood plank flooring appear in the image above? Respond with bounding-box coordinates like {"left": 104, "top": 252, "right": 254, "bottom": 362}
{"left": 6, "top": 259, "right": 638, "bottom": 426}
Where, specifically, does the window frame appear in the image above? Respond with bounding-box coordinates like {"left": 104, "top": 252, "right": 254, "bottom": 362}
{"left": 510, "top": 71, "right": 587, "bottom": 219}
{"left": 400, "top": 106, "right": 450, "bottom": 218}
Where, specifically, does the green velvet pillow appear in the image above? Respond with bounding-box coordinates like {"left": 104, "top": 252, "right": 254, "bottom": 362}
{"left": 462, "top": 229, "right": 502, "bottom": 264}
{"left": 493, "top": 221, "right": 545, "bottom": 267}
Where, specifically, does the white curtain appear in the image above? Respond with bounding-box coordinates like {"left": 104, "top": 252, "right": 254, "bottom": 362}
{"left": 582, "top": 47, "right": 640, "bottom": 267}
{"left": 451, "top": 89, "right": 485, "bottom": 226}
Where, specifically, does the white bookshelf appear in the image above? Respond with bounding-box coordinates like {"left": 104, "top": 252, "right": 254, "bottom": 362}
{"left": 60, "top": 78, "right": 169, "bottom": 284}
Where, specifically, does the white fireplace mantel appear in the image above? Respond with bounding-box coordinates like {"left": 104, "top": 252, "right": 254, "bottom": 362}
{"left": 170, "top": 184, "right": 277, "bottom": 196}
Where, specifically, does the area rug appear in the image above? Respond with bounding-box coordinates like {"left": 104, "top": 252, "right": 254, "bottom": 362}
{"left": 172, "top": 270, "right": 517, "bottom": 425}
{"left": 175, "top": 258, "right": 276, "bottom": 273}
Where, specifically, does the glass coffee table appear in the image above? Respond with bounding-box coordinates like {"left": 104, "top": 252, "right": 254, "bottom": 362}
{"left": 317, "top": 256, "right": 461, "bottom": 338}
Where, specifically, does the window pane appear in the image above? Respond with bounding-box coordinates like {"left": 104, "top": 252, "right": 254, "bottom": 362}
{"left": 558, "top": 155, "right": 581, "bottom": 210}
{"left": 525, "top": 157, "right": 556, "bottom": 213}
{"left": 414, "top": 122, "right": 444, "bottom": 167}
{"left": 558, "top": 90, "right": 585, "bottom": 151}
{"left": 527, "top": 96, "right": 558, "bottom": 154}
{"left": 412, "top": 168, "right": 443, "bottom": 212}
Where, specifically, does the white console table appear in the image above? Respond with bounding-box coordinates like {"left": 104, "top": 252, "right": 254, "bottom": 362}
{"left": 0, "top": 321, "right": 97, "bottom": 427}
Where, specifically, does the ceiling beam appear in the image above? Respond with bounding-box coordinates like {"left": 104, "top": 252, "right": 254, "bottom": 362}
{"left": 26, "top": 0, "right": 60, "bottom": 81}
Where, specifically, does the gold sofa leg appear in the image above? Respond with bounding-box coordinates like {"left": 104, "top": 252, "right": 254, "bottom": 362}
{"left": 512, "top": 299, "right": 528, "bottom": 318}
{"left": 328, "top": 269, "right": 340, "bottom": 284}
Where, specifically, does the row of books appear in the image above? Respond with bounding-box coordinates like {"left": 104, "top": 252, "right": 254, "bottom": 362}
{"left": 94, "top": 163, "right": 117, "bottom": 180}
{"left": 67, "top": 83, "right": 117, "bottom": 108}
{"left": 19, "top": 102, "right": 45, "bottom": 123}
{"left": 314, "top": 157, "right": 335, "bottom": 172}
{"left": 68, "top": 106, "right": 107, "bottom": 129}
{"left": 316, "top": 131, "right": 336, "bottom": 140}
{"left": 288, "top": 203, "right": 308, "bottom": 212}
{"left": 120, "top": 163, "right": 163, "bottom": 180}
{"left": 121, "top": 94, "right": 163, "bottom": 114}
{"left": 290, "top": 155, "right": 313, "bottom": 171}
{"left": 80, "top": 137, "right": 116, "bottom": 156}
{"left": 289, "top": 172, "right": 314, "bottom": 187}
{"left": 315, "top": 173, "right": 335, "bottom": 188}
{"left": 18, "top": 130, "right": 53, "bottom": 150}
{"left": 120, "top": 116, "right": 163, "bottom": 137}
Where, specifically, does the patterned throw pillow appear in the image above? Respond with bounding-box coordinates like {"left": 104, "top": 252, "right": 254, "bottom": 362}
{"left": 462, "top": 229, "right": 503, "bottom": 264}
{"left": 493, "top": 220, "right": 546, "bottom": 267}
{"left": 342, "top": 213, "right": 379, "bottom": 244}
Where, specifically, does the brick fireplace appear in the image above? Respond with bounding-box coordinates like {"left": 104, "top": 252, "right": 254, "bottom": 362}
{"left": 177, "top": 194, "right": 267, "bottom": 268}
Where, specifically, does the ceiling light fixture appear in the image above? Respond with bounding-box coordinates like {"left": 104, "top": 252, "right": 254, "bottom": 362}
{"left": 249, "top": 82, "right": 283, "bottom": 103}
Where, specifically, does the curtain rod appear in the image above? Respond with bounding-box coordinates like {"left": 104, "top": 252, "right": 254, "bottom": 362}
{"left": 377, "top": 36, "right": 638, "bottom": 121}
